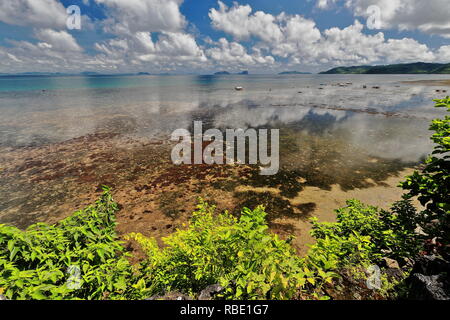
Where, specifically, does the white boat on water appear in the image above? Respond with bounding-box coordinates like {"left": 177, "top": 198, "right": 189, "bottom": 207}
{"left": 235, "top": 86, "right": 244, "bottom": 91}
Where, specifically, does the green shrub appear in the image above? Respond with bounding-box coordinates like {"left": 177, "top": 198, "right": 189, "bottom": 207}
{"left": 0, "top": 187, "right": 135, "bottom": 300}
{"left": 401, "top": 97, "right": 450, "bottom": 247}
{"left": 128, "top": 200, "right": 319, "bottom": 300}
{"left": 129, "top": 199, "right": 417, "bottom": 300}
{"left": 305, "top": 200, "right": 421, "bottom": 299}
{"left": 310, "top": 200, "right": 421, "bottom": 263}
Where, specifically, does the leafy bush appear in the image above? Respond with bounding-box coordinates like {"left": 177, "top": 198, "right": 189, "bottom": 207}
{"left": 401, "top": 97, "right": 450, "bottom": 248}
{"left": 0, "top": 187, "right": 135, "bottom": 300}
{"left": 310, "top": 200, "right": 421, "bottom": 264}
{"left": 128, "top": 199, "right": 419, "bottom": 300}
{"left": 127, "top": 200, "right": 319, "bottom": 300}
{"left": 305, "top": 200, "right": 422, "bottom": 299}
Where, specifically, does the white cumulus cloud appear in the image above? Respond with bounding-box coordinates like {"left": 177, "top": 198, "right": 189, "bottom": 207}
{"left": 209, "top": 1, "right": 442, "bottom": 69}
{"left": 94, "top": 0, "right": 186, "bottom": 34}
{"left": 0, "top": 0, "right": 67, "bottom": 29}
{"left": 317, "top": 0, "right": 450, "bottom": 38}
{"left": 206, "top": 38, "right": 275, "bottom": 68}
{"left": 34, "top": 29, "right": 83, "bottom": 52}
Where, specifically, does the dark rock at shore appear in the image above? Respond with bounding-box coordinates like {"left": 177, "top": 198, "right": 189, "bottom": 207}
{"left": 406, "top": 255, "right": 450, "bottom": 300}
{"left": 408, "top": 274, "right": 450, "bottom": 300}
{"left": 146, "top": 292, "right": 192, "bottom": 300}
{"left": 144, "top": 284, "right": 224, "bottom": 301}
{"left": 411, "top": 255, "right": 450, "bottom": 275}
{"left": 198, "top": 284, "right": 224, "bottom": 300}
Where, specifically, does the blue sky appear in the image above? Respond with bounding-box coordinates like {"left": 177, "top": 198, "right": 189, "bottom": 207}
{"left": 0, "top": 0, "right": 450, "bottom": 74}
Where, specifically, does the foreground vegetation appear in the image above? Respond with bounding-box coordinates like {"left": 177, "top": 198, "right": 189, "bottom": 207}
{"left": 0, "top": 97, "right": 448, "bottom": 300}
{"left": 0, "top": 191, "right": 415, "bottom": 300}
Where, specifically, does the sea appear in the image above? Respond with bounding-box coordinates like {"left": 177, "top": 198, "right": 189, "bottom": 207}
{"left": 0, "top": 73, "right": 448, "bottom": 230}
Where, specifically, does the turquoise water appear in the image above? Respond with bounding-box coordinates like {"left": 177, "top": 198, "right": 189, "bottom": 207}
{"left": 0, "top": 75, "right": 208, "bottom": 92}
{"left": 0, "top": 74, "right": 328, "bottom": 92}
{"left": 1, "top": 73, "right": 448, "bottom": 92}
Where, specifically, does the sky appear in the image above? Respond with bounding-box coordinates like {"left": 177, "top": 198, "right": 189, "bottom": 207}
{"left": 1, "top": 0, "right": 450, "bottom": 74}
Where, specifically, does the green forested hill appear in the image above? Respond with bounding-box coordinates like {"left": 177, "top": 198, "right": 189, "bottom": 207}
{"left": 321, "top": 62, "right": 450, "bottom": 74}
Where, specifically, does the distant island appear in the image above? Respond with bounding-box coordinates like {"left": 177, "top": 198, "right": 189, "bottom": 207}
{"left": 214, "top": 71, "right": 249, "bottom": 75}
{"left": 0, "top": 72, "right": 73, "bottom": 77}
{"left": 278, "top": 71, "right": 311, "bottom": 75}
{"left": 0, "top": 72, "right": 154, "bottom": 77}
{"left": 320, "top": 62, "right": 450, "bottom": 74}
{"left": 82, "top": 72, "right": 152, "bottom": 76}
